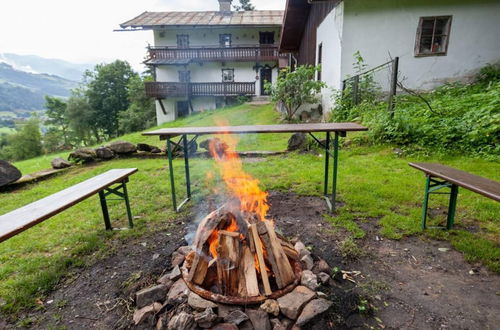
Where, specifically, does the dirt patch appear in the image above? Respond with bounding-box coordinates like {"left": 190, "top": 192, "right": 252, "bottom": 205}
{"left": 6, "top": 192, "right": 500, "bottom": 329}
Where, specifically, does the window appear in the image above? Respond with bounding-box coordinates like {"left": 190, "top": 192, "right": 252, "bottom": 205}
{"left": 222, "top": 69, "right": 234, "bottom": 82}
{"left": 317, "top": 43, "right": 323, "bottom": 81}
{"left": 177, "top": 34, "right": 189, "bottom": 48}
{"left": 219, "top": 34, "right": 232, "bottom": 47}
{"left": 415, "top": 16, "right": 452, "bottom": 56}
{"left": 259, "top": 32, "right": 275, "bottom": 45}
{"left": 178, "top": 70, "right": 190, "bottom": 83}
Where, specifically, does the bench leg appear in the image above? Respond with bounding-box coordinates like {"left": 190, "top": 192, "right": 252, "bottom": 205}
{"left": 324, "top": 132, "right": 330, "bottom": 196}
{"left": 122, "top": 182, "right": 134, "bottom": 228}
{"left": 421, "top": 175, "right": 431, "bottom": 230}
{"left": 166, "top": 137, "right": 178, "bottom": 211}
{"left": 331, "top": 132, "right": 340, "bottom": 212}
{"left": 99, "top": 191, "right": 112, "bottom": 230}
{"left": 446, "top": 184, "right": 458, "bottom": 230}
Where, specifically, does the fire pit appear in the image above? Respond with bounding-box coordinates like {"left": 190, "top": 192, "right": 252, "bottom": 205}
{"left": 181, "top": 134, "right": 301, "bottom": 304}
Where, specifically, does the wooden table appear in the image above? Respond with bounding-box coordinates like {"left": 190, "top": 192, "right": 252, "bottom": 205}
{"left": 143, "top": 123, "right": 368, "bottom": 212}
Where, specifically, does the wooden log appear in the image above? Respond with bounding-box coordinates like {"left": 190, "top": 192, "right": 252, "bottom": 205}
{"left": 247, "top": 224, "right": 256, "bottom": 254}
{"left": 216, "top": 230, "right": 240, "bottom": 296}
{"left": 264, "top": 221, "right": 295, "bottom": 288}
{"left": 192, "top": 246, "right": 209, "bottom": 285}
{"left": 282, "top": 245, "right": 299, "bottom": 260}
{"left": 257, "top": 221, "right": 282, "bottom": 288}
{"left": 241, "top": 245, "right": 260, "bottom": 297}
{"left": 249, "top": 224, "right": 271, "bottom": 296}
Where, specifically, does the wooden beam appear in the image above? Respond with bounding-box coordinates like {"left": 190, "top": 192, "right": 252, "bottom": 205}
{"left": 249, "top": 224, "right": 271, "bottom": 296}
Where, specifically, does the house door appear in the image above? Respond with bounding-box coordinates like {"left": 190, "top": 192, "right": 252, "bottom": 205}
{"left": 260, "top": 68, "right": 272, "bottom": 95}
{"left": 177, "top": 101, "right": 189, "bottom": 118}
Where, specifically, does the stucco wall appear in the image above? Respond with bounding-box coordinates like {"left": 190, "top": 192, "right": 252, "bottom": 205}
{"left": 340, "top": 0, "right": 500, "bottom": 91}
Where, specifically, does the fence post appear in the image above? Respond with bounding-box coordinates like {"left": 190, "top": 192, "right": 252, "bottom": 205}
{"left": 388, "top": 57, "right": 399, "bottom": 117}
{"left": 352, "top": 75, "right": 360, "bottom": 105}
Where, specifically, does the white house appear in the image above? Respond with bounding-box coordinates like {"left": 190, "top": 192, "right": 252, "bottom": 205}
{"left": 280, "top": 0, "right": 500, "bottom": 110}
{"left": 120, "top": 0, "right": 284, "bottom": 124}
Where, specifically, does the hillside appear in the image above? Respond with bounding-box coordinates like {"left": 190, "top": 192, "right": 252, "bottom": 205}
{"left": 0, "top": 62, "right": 78, "bottom": 117}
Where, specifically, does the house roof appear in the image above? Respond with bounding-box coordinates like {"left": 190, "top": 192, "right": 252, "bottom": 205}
{"left": 120, "top": 10, "right": 284, "bottom": 29}
{"left": 279, "top": 0, "right": 311, "bottom": 52}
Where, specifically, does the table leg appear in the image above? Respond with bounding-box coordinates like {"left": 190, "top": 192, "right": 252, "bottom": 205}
{"left": 182, "top": 134, "right": 192, "bottom": 199}
{"left": 331, "top": 132, "right": 339, "bottom": 212}
{"left": 122, "top": 181, "right": 134, "bottom": 228}
{"left": 446, "top": 184, "right": 458, "bottom": 230}
{"left": 166, "top": 137, "right": 177, "bottom": 211}
{"left": 324, "top": 132, "right": 330, "bottom": 196}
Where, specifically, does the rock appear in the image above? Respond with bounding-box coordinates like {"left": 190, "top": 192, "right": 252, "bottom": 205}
{"left": 136, "top": 284, "right": 168, "bottom": 308}
{"left": 296, "top": 298, "right": 333, "bottom": 326}
{"left": 270, "top": 318, "right": 282, "bottom": 329}
{"left": 301, "top": 270, "right": 320, "bottom": 291}
{"left": 195, "top": 307, "right": 218, "bottom": 328}
{"left": 239, "top": 320, "right": 254, "bottom": 330}
{"left": 156, "top": 313, "right": 169, "bottom": 330}
{"left": 168, "top": 311, "right": 196, "bottom": 330}
{"left": 317, "top": 272, "right": 331, "bottom": 285}
{"left": 277, "top": 286, "right": 316, "bottom": 320}
{"left": 167, "top": 265, "right": 181, "bottom": 281}
{"left": 157, "top": 275, "right": 173, "bottom": 289}
{"left": 210, "top": 323, "right": 238, "bottom": 330}
{"left": 281, "top": 318, "right": 294, "bottom": 330}
{"left": 167, "top": 278, "right": 189, "bottom": 303}
{"left": 294, "top": 241, "right": 310, "bottom": 259}
{"left": 107, "top": 141, "right": 137, "bottom": 154}
{"left": 137, "top": 143, "right": 155, "bottom": 152}
{"left": 259, "top": 299, "right": 280, "bottom": 316}
{"left": 177, "top": 246, "right": 192, "bottom": 256}
{"left": 313, "top": 259, "right": 330, "bottom": 274}
{"left": 51, "top": 157, "right": 71, "bottom": 169}
{"left": 171, "top": 252, "right": 185, "bottom": 267}
{"left": 133, "top": 302, "right": 162, "bottom": 325}
{"left": 68, "top": 148, "right": 96, "bottom": 163}
{"left": 188, "top": 292, "right": 217, "bottom": 311}
{"left": 224, "top": 310, "right": 248, "bottom": 325}
{"left": 218, "top": 304, "right": 243, "bottom": 318}
{"left": 245, "top": 309, "right": 271, "bottom": 330}
{"left": 300, "top": 254, "right": 314, "bottom": 270}
{"left": 151, "top": 147, "right": 162, "bottom": 153}
{"left": 0, "top": 160, "right": 22, "bottom": 187}
{"left": 95, "top": 147, "right": 115, "bottom": 160}
{"left": 317, "top": 291, "right": 328, "bottom": 298}
{"left": 287, "top": 133, "right": 306, "bottom": 151}
{"left": 393, "top": 148, "right": 404, "bottom": 156}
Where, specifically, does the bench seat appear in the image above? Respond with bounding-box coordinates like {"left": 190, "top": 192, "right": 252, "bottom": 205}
{"left": 0, "top": 168, "right": 138, "bottom": 243}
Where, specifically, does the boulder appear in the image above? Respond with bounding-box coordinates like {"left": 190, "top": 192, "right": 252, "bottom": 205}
{"left": 157, "top": 275, "right": 173, "bottom": 289}
{"left": 135, "top": 284, "right": 168, "bottom": 308}
{"left": 195, "top": 307, "right": 218, "bottom": 328}
{"left": 200, "top": 138, "right": 227, "bottom": 156}
{"left": 68, "top": 148, "right": 96, "bottom": 163}
{"left": 294, "top": 241, "right": 310, "bottom": 259}
{"left": 137, "top": 143, "right": 155, "bottom": 152}
{"left": 259, "top": 299, "right": 280, "bottom": 317}
{"left": 313, "top": 259, "right": 330, "bottom": 274}
{"left": 296, "top": 298, "right": 333, "bottom": 326}
{"left": 223, "top": 310, "right": 248, "bottom": 326}
{"left": 218, "top": 304, "right": 243, "bottom": 318}
{"left": 317, "top": 272, "right": 331, "bottom": 285}
{"left": 95, "top": 147, "right": 115, "bottom": 160}
{"left": 277, "top": 285, "right": 316, "bottom": 320}
{"left": 167, "top": 265, "right": 181, "bottom": 281}
{"left": 209, "top": 323, "right": 238, "bottom": 330}
{"left": 245, "top": 309, "right": 271, "bottom": 330}
{"left": 168, "top": 311, "right": 196, "bottom": 330}
{"left": 171, "top": 251, "right": 185, "bottom": 267}
{"left": 300, "top": 254, "right": 314, "bottom": 270}
{"left": 287, "top": 133, "right": 306, "bottom": 151}
{"left": 106, "top": 141, "right": 137, "bottom": 154}
{"left": 301, "top": 270, "right": 320, "bottom": 291}
{"left": 0, "top": 160, "right": 22, "bottom": 187}
{"left": 51, "top": 157, "right": 72, "bottom": 169}
{"left": 133, "top": 302, "right": 162, "bottom": 325}
{"left": 167, "top": 278, "right": 189, "bottom": 304}
{"left": 188, "top": 292, "right": 217, "bottom": 311}
{"left": 151, "top": 147, "right": 162, "bottom": 154}
{"left": 177, "top": 246, "right": 192, "bottom": 256}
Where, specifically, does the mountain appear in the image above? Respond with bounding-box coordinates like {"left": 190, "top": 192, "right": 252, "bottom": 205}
{"left": 0, "top": 62, "right": 78, "bottom": 117}
{"left": 0, "top": 53, "right": 93, "bottom": 82}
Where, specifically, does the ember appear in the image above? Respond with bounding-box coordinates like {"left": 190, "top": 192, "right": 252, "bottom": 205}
{"left": 181, "top": 131, "right": 301, "bottom": 304}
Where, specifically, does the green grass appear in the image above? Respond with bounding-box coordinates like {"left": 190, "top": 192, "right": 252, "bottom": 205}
{"left": 1, "top": 103, "right": 499, "bottom": 319}
{"left": 0, "top": 127, "right": 15, "bottom": 134}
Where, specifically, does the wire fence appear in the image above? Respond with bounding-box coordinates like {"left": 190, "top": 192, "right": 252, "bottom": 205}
{"left": 341, "top": 57, "right": 399, "bottom": 116}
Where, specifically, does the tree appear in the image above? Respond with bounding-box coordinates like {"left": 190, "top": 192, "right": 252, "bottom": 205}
{"left": 66, "top": 90, "right": 98, "bottom": 145}
{"left": 265, "top": 65, "right": 325, "bottom": 121}
{"left": 3, "top": 118, "right": 43, "bottom": 161}
{"left": 84, "top": 60, "right": 138, "bottom": 138}
{"left": 233, "top": 0, "right": 255, "bottom": 11}
{"left": 118, "top": 75, "right": 156, "bottom": 134}
{"left": 44, "top": 95, "right": 70, "bottom": 147}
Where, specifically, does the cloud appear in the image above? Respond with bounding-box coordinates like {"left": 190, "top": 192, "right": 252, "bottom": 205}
{"left": 0, "top": 0, "right": 285, "bottom": 72}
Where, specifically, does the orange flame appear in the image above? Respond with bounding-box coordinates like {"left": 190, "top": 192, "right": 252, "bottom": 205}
{"left": 208, "top": 124, "right": 269, "bottom": 221}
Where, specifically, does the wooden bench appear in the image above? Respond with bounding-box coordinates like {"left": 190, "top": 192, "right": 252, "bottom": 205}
{"left": 409, "top": 162, "right": 500, "bottom": 230}
{"left": 0, "top": 168, "right": 138, "bottom": 243}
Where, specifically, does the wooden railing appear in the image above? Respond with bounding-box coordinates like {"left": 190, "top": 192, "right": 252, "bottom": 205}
{"left": 147, "top": 45, "right": 281, "bottom": 63}
{"left": 145, "top": 82, "right": 256, "bottom": 98}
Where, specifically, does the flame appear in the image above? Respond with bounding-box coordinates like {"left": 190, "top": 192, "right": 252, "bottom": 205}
{"left": 208, "top": 123, "right": 269, "bottom": 221}
{"left": 208, "top": 215, "right": 241, "bottom": 260}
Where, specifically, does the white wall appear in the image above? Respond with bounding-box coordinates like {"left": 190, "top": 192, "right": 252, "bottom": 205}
{"left": 340, "top": 0, "right": 500, "bottom": 91}
{"left": 316, "top": 2, "right": 344, "bottom": 111}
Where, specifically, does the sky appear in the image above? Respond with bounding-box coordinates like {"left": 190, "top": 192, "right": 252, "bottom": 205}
{"left": 0, "top": 0, "right": 286, "bottom": 72}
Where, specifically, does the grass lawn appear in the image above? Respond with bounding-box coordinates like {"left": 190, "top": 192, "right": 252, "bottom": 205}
{"left": 1, "top": 103, "right": 499, "bottom": 317}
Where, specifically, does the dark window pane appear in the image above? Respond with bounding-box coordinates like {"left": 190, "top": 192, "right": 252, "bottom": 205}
{"left": 435, "top": 18, "right": 449, "bottom": 35}
{"left": 421, "top": 18, "right": 435, "bottom": 36}
{"left": 177, "top": 35, "right": 189, "bottom": 48}
{"left": 432, "top": 36, "right": 444, "bottom": 53}
{"left": 222, "top": 69, "right": 234, "bottom": 82}
{"left": 419, "top": 36, "right": 433, "bottom": 53}
{"left": 219, "top": 34, "right": 231, "bottom": 47}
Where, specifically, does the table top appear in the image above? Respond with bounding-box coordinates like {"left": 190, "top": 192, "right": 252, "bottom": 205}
{"left": 0, "top": 168, "right": 138, "bottom": 243}
{"left": 143, "top": 122, "right": 368, "bottom": 138}
{"left": 409, "top": 162, "right": 500, "bottom": 202}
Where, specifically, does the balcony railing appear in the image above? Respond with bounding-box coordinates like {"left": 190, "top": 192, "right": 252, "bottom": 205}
{"left": 146, "top": 45, "right": 282, "bottom": 64}
{"left": 145, "top": 82, "right": 256, "bottom": 98}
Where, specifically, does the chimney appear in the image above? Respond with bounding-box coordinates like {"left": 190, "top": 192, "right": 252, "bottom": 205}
{"left": 218, "top": 0, "right": 232, "bottom": 12}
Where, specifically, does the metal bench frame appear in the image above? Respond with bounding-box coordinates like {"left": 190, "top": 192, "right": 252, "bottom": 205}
{"left": 98, "top": 178, "right": 134, "bottom": 230}
{"left": 421, "top": 176, "right": 458, "bottom": 230}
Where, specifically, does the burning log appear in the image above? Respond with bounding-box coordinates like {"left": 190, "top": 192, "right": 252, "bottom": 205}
{"left": 216, "top": 230, "right": 240, "bottom": 296}
{"left": 241, "top": 245, "right": 260, "bottom": 297}
{"left": 249, "top": 224, "right": 272, "bottom": 296}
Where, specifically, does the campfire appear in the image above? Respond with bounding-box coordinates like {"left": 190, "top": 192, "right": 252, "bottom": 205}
{"left": 181, "top": 133, "right": 301, "bottom": 304}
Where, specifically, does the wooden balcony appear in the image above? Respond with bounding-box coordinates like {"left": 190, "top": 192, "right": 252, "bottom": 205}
{"left": 146, "top": 45, "right": 282, "bottom": 65}
{"left": 145, "top": 82, "right": 256, "bottom": 98}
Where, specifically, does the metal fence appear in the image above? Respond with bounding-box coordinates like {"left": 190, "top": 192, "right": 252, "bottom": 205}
{"left": 341, "top": 57, "right": 399, "bottom": 116}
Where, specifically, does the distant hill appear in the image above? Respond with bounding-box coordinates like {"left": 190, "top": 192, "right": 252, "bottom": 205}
{"left": 0, "top": 53, "right": 93, "bottom": 82}
{"left": 0, "top": 62, "right": 78, "bottom": 117}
